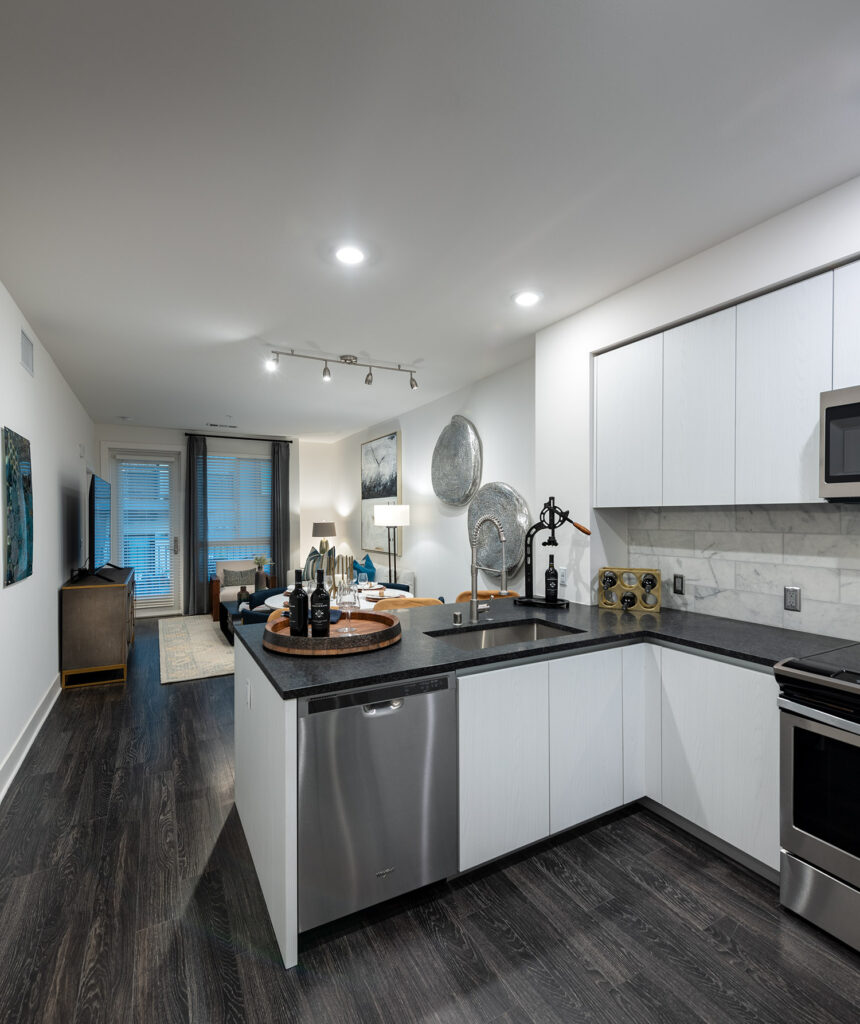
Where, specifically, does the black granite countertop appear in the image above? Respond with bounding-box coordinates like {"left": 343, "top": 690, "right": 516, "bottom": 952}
{"left": 233, "top": 599, "right": 857, "bottom": 700}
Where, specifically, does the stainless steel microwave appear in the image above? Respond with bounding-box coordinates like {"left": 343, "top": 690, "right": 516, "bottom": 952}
{"left": 821, "top": 385, "right": 860, "bottom": 500}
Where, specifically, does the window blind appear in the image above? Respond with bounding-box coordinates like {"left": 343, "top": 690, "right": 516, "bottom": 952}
{"left": 206, "top": 454, "right": 272, "bottom": 576}
{"left": 114, "top": 459, "right": 174, "bottom": 604}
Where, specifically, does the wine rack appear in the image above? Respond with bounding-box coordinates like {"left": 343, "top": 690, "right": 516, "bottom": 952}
{"left": 598, "top": 567, "right": 661, "bottom": 611}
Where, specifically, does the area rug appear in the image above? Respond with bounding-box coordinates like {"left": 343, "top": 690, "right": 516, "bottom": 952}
{"left": 158, "top": 615, "right": 234, "bottom": 684}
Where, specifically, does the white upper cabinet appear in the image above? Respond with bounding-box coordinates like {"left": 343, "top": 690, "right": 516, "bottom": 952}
{"left": 594, "top": 333, "right": 663, "bottom": 507}
{"left": 662, "top": 307, "right": 736, "bottom": 506}
{"left": 834, "top": 262, "right": 860, "bottom": 389}
{"left": 735, "top": 273, "right": 833, "bottom": 505}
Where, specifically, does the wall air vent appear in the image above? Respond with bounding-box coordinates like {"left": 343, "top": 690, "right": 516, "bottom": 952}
{"left": 20, "top": 331, "right": 34, "bottom": 376}
{"left": 205, "top": 422, "right": 238, "bottom": 429}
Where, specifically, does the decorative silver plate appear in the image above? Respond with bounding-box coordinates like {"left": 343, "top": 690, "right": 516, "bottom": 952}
{"left": 431, "top": 415, "right": 482, "bottom": 506}
{"left": 467, "top": 482, "right": 529, "bottom": 577}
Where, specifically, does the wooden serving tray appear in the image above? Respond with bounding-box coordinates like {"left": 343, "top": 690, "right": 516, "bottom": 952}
{"left": 262, "top": 610, "right": 402, "bottom": 657}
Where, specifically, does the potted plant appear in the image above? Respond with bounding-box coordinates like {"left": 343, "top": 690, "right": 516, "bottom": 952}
{"left": 253, "top": 555, "right": 272, "bottom": 592}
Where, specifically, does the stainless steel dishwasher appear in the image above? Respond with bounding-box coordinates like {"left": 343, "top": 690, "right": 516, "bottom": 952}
{"left": 297, "top": 674, "right": 458, "bottom": 932}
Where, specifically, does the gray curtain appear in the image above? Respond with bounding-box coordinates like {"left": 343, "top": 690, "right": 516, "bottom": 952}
{"left": 184, "top": 434, "right": 208, "bottom": 614}
{"left": 272, "top": 440, "right": 291, "bottom": 587}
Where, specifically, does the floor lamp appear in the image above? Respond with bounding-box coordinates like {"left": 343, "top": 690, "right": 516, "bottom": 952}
{"left": 374, "top": 504, "right": 410, "bottom": 584}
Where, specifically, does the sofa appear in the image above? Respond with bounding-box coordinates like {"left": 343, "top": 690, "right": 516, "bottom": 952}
{"left": 210, "top": 559, "right": 273, "bottom": 620}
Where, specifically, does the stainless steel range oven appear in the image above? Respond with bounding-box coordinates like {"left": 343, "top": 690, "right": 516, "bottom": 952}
{"left": 775, "top": 649, "right": 860, "bottom": 952}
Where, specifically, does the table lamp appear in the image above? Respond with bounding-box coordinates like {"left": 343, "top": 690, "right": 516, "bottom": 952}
{"left": 374, "top": 504, "right": 410, "bottom": 584}
{"left": 312, "top": 521, "right": 336, "bottom": 555}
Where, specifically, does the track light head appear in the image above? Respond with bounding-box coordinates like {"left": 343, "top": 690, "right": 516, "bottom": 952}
{"left": 322, "top": 361, "right": 331, "bottom": 382}
{"left": 264, "top": 353, "right": 279, "bottom": 373}
{"left": 409, "top": 372, "right": 419, "bottom": 391}
{"left": 365, "top": 367, "right": 373, "bottom": 385}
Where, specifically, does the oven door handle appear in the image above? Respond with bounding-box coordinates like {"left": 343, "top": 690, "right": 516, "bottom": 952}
{"left": 779, "top": 697, "right": 860, "bottom": 738}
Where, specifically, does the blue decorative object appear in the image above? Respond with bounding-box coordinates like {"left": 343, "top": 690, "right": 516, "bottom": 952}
{"left": 353, "top": 554, "right": 376, "bottom": 582}
{"left": 4, "top": 427, "right": 33, "bottom": 586}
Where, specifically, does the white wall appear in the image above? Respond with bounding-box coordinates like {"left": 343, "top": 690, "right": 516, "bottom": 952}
{"left": 0, "top": 280, "right": 95, "bottom": 800}
{"left": 537, "top": 173, "right": 860, "bottom": 604}
{"left": 299, "top": 355, "right": 536, "bottom": 603}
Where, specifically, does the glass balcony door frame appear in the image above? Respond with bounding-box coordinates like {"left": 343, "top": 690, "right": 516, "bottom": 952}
{"left": 102, "top": 442, "right": 184, "bottom": 617}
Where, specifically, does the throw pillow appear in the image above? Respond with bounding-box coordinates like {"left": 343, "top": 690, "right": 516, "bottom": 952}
{"left": 304, "top": 546, "right": 336, "bottom": 583}
{"left": 352, "top": 554, "right": 376, "bottom": 582}
{"left": 222, "top": 567, "right": 256, "bottom": 587}
{"left": 303, "top": 547, "right": 320, "bottom": 581}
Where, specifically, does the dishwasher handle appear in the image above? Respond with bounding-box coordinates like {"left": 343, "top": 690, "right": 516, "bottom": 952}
{"left": 362, "top": 698, "right": 404, "bottom": 716}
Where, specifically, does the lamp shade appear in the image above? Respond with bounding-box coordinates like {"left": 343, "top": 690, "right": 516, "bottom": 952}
{"left": 312, "top": 521, "right": 336, "bottom": 537}
{"left": 374, "top": 504, "right": 410, "bottom": 527}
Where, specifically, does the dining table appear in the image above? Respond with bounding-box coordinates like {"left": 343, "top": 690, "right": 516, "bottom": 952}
{"left": 263, "top": 585, "right": 415, "bottom": 614}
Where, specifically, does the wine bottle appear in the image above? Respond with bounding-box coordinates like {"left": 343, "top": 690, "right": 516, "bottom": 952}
{"left": 545, "top": 555, "right": 558, "bottom": 604}
{"left": 289, "top": 569, "right": 309, "bottom": 636}
{"left": 621, "top": 591, "right": 636, "bottom": 610}
{"left": 311, "top": 568, "right": 330, "bottom": 638}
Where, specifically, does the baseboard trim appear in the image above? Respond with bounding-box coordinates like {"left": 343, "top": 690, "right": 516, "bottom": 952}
{"left": 0, "top": 674, "right": 61, "bottom": 806}
{"left": 640, "top": 797, "right": 780, "bottom": 886}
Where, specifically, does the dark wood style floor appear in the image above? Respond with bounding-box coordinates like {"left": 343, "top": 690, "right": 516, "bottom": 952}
{"left": 0, "top": 619, "right": 858, "bottom": 1022}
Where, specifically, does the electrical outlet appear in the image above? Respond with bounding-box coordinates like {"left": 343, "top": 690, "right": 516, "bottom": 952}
{"left": 673, "top": 574, "right": 685, "bottom": 595}
{"left": 245, "top": 679, "right": 252, "bottom": 709}
{"left": 784, "top": 586, "right": 802, "bottom": 612}
{"left": 559, "top": 567, "right": 568, "bottom": 586}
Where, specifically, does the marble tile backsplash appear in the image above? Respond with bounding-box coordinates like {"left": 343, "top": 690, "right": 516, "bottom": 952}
{"left": 627, "top": 504, "right": 860, "bottom": 642}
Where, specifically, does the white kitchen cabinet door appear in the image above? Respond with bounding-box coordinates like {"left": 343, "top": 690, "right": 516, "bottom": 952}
{"left": 834, "top": 262, "right": 860, "bottom": 389}
{"left": 594, "top": 334, "right": 663, "bottom": 507}
{"left": 621, "top": 644, "right": 662, "bottom": 804}
{"left": 663, "top": 308, "right": 736, "bottom": 506}
{"left": 661, "top": 648, "right": 779, "bottom": 871}
{"left": 735, "top": 273, "right": 833, "bottom": 504}
{"left": 549, "top": 649, "right": 623, "bottom": 833}
{"left": 458, "top": 662, "right": 549, "bottom": 871}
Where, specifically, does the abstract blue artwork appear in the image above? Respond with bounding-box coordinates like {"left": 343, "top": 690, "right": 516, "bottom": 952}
{"left": 4, "top": 427, "right": 33, "bottom": 586}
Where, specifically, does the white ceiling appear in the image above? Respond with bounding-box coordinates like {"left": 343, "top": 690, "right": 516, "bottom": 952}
{"left": 1, "top": 1, "right": 859, "bottom": 441}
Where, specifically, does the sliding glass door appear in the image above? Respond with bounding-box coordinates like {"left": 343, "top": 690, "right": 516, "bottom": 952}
{"left": 110, "top": 451, "right": 181, "bottom": 614}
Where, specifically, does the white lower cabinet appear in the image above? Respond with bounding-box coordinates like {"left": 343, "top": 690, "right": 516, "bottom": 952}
{"left": 458, "top": 643, "right": 779, "bottom": 878}
{"left": 549, "top": 649, "right": 623, "bottom": 833}
{"left": 660, "top": 647, "right": 779, "bottom": 870}
{"left": 458, "top": 662, "right": 550, "bottom": 872}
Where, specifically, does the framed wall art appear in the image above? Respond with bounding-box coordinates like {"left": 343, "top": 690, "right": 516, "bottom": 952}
{"left": 360, "top": 431, "right": 401, "bottom": 553}
{"left": 4, "top": 426, "right": 33, "bottom": 586}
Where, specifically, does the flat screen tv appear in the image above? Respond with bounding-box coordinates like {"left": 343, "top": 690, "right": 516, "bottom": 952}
{"left": 88, "top": 474, "right": 111, "bottom": 572}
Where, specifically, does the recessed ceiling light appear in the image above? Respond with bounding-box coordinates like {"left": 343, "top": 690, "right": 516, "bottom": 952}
{"left": 513, "top": 290, "right": 542, "bottom": 307}
{"left": 335, "top": 244, "right": 366, "bottom": 266}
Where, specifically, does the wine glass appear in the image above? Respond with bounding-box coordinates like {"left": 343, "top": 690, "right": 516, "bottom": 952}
{"left": 358, "top": 572, "right": 368, "bottom": 590}
{"left": 324, "top": 574, "right": 333, "bottom": 595}
{"left": 338, "top": 582, "right": 357, "bottom": 634}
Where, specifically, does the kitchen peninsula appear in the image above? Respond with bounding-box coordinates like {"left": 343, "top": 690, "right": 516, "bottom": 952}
{"left": 233, "top": 600, "right": 854, "bottom": 969}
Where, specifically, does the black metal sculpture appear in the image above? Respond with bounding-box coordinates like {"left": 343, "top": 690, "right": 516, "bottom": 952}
{"left": 514, "top": 496, "right": 591, "bottom": 608}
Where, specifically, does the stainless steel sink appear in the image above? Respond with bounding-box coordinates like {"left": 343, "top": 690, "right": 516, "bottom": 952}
{"left": 426, "top": 620, "right": 585, "bottom": 652}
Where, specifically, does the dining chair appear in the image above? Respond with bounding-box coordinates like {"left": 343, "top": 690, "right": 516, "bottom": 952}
{"left": 454, "top": 589, "right": 520, "bottom": 603}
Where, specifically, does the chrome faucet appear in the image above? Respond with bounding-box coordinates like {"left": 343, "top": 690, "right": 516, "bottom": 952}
{"left": 469, "top": 514, "right": 508, "bottom": 624}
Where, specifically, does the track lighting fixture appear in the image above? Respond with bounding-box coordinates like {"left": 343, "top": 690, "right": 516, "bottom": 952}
{"left": 267, "top": 349, "right": 419, "bottom": 391}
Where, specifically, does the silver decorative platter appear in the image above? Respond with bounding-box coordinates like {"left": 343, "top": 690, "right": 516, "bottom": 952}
{"left": 431, "top": 415, "right": 482, "bottom": 507}
{"left": 467, "top": 482, "right": 529, "bottom": 577}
